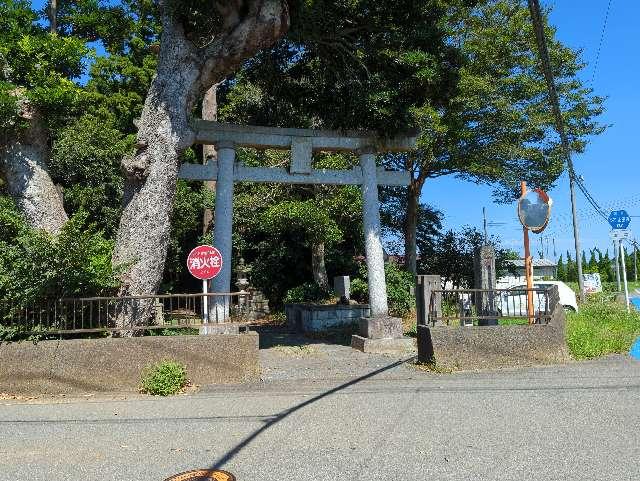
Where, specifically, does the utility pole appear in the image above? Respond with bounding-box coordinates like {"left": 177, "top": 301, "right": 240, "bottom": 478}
{"left": 527, "top": 0, "right": 585, "bottom": 300}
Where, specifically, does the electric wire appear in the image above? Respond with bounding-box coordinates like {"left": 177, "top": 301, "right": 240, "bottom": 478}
{"left": 591, "top": 0, "right": 614, "bottom": 85}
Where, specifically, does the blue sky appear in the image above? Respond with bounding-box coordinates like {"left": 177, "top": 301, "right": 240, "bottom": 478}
{"left": 31, "top": 1, "right": 636, "bottom": 259}
{"left": 425, "top": 0, "right": 639, "bottom": 260}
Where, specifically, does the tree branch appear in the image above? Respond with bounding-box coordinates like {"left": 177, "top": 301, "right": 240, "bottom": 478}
{"left": 198, "top": 0, "right": 290, "bottom": 93}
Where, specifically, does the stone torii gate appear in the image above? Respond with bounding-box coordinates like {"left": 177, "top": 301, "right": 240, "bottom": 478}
{"left": 179, "top": 121, "right": 416, "bottom": 348}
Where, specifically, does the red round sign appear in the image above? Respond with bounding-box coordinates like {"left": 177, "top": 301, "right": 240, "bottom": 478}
{"left": 187, "top": 245, "right": 223, "bottom": 280}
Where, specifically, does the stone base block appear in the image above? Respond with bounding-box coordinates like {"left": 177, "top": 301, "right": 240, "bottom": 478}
{"left": 358, "top": 316, "right": 403, "bottom": 339}
{"left": 200, "top": 323, "right": 241, "bottom": 335}
{"left": 351, "top": 335, "right": 415, "bottom": 354}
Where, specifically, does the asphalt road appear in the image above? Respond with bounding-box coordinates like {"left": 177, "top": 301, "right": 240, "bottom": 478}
{"left": 1, "top": 356, "right": 638, "bottom": 481}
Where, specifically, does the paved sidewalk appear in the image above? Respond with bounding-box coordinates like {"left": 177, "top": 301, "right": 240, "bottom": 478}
{"left": 1, "top": 354, "right": 638, "bottom": 481}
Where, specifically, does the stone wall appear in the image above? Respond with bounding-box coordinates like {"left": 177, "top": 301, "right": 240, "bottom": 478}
{"left": 0, "top": 333, "right": 260, "bottom": 395}
{"left": 418, "top": 305, "right": 570, "bottom": 370}
{"left": 284, "top": 303, "right": 370, "bottom": 332}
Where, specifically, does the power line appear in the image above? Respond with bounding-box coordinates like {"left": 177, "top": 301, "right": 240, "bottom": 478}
{"left": 591, "top": 0, "right": 614, "bottom": 85}
{"left": 527, "top": 0, "right": 586, "bottom": 298}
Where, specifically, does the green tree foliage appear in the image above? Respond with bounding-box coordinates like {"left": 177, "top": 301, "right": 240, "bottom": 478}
{"left": 0, "top": 0, "right": 88, "bottom": 136}
{"left": 556, "top": 254, "right": 566, "bottom": 281}
{"left": 231, "top": 151, "right": 364, "bottom": 307}
{"left": 261, "top": 200, "right": 343, "bottom": 246}
{"left": 0, "top": 198, "right": 118, "bottom": 305}
{"left": 220, "top": 0, "right": 460, "bottom": 132}
{"left": 161, "top": 178, "right": 211, "bottom": 292}
{"left": 565, "top": 251, "right": 577, "bottom": 282}
{"left": 421, "top": 226, "right": 517, "bottom": 287}
{"left": 0, "top": 1, "right": 607, "bottom": 309}
{"left": 598, "top": 250, "right": 612, "bottom": 282}
{"left": 49, "top": 114, "right": 133, "bottom": 236}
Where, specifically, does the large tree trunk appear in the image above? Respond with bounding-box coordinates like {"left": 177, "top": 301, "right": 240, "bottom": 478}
{"left": 202, "top": 85, "right": 218, "bottom": 238}
{"left": 311, "top": 241, "right": 329, "bottom": 290}
{"left": 112, "top": 20, "right": 200, "bottom": 299}
{"left": 49, "top": 0, "right": 57, "bottom": 33}
{"left": 112, "top": 1, "right": 289, "bottom": 306}
{"left": 404, "top": 182, "right": 420, "bottom": 275}
{"left": 0, "top": 100, "right": 68, "bottom": 235}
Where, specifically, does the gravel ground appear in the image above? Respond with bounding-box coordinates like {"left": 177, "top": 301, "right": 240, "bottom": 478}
{"left": 257, "top": 327, "right": 418, "bottom": 382}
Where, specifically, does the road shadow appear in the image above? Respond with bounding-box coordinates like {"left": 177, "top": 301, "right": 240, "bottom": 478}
{"left": 206, "top": 355, "right": 415, "bottom": 471}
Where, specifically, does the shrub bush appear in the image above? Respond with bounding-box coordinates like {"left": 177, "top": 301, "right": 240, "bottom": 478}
{"left": 283, "top": 282, "right": 332, "bottom": 304}
{"left": 140, "top": 360, "right": 188, "bottom": 396}
{"left": 350, "top": 261, "right": 415, "bottom": 317}
{"left": 0, "top": 199, "right": 120, "bottom": 306}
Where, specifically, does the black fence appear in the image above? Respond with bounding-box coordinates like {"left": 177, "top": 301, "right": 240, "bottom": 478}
{"left": 0, "top": 292, "right": 255, "bottom": 336}
{"left": 423, "top": 286, "right": 560, "bottom": 326}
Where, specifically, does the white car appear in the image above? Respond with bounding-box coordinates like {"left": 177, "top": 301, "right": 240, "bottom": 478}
{"left": 498, "top": 280, "right": 578, "bottom": 317}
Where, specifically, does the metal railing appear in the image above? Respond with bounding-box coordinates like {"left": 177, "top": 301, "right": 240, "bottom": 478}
{"left": 0, "top": 292, "right": 255, "bottom": 336}
{"left": 425, "top": 286, "right": 560, "bottom": 326}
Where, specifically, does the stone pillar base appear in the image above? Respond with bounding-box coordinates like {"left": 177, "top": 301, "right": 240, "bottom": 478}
{"left": 358, "top": 316, "right": 403, "bottom": 339}
{"left": 351, "top": 316, "right": 415, "bottom": 353}
{"left": 199, "top": 323, "right": 241, "bottom": 335}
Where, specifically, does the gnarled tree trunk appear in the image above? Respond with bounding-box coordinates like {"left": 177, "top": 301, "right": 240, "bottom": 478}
{"left": 0, "top": 99, "right": 68, "bottom": 235}
{"left": 112, "top": 1, "right": 289, "bottom": 306}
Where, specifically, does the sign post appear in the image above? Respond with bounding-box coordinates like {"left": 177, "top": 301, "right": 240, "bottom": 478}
{"left": 609, "top": 228, "right": 632, "bottom": 312}
{"left": 613, "top": 240, "right": 621, "bottom": 291}
{"left": 187, "top": 245, "right": 223, "bottom": 326}
{"left": 517, "top": 182, "right": 552, "bottom": 324}
{"left": 620, "top": 241, "right": 630, "bottom": 313}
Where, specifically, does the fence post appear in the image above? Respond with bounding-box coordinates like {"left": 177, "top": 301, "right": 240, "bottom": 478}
{"left": 416, "top": 275, "right": 441, "bottom": 326}
{"left": 417, "top": 325, "right": 435, "bottom": 364}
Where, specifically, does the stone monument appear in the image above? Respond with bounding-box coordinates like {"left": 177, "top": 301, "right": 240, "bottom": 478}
{"left": 474, "top": 245, "right": 497, "bottom": 326}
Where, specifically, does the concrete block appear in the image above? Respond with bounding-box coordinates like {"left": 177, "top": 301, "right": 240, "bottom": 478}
{"left": 0, "top": 332, "right": 261, "bottom": 395}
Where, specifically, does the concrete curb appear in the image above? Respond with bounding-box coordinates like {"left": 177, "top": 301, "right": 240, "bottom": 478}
{"left": 0, "top": 333, "right": 260, "bottom": 395}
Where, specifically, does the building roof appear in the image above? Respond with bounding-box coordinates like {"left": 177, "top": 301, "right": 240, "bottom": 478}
{"left": 507, "top": 258, "right": 557, "bottom": 268}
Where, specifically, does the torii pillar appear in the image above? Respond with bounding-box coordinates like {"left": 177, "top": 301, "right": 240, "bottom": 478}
{"left": 358, "top": 147, "right": 388, "bottom": 317}
{"left": 350, "top": 148, "right": 413, "bottom": 353}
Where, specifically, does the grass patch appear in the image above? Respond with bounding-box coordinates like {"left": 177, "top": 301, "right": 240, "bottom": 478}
{"left": 567, "top": 298, "right": 640, "bottom": 359}
{"left": 140, "top": 360, "right": 188, "bottom": 396}
{"left": 498, "top": 318, "right": 529, "bottom": 326}
{"left": 147, "top": 327, "right": 200, "bottom": 336}
{"left": 271, "top": 345, "right": 318, "bottom": 357}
